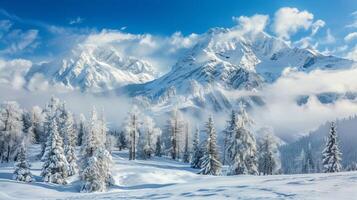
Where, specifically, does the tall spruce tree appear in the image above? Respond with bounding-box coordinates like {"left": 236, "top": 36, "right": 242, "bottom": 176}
{"left": 322, "top": 122, "right": 342, "bottom": 173}
{"left": 223, "top": 110, "right": 238, "bottom": 165}
{"left": 199, "top": 116, "right": 222, "bottom": 175}
{"left": 182, "top": 122, "right": 190, "bottom": 163}
{"left": 41, "top": 118, "right": 69, "bottom": 184}
{"left": 302, "top": 144, "right": 315, "bottom": 174}
{"left": 258, "top": 133, "right": 279, "bottom": 175}
{"left": 227, "top": 104, "right": 258, "bottom": 175}
{"left": 80, "top": 107, "right": 114, "bottom": 192}
{"left": 77, "top": 114, "right": 86, "bottom": 146}
{"left": 166, "top": 109, "right": 184, "bottom": 160}
{"left": 40, "top": 97, "right": 60, "bottom": 160}
{"left": 191, "top": 127, "right": 203, "bottom": 169}
{"left": 63, "top": 111, "right": 78, "bottom": 176}
{"left": 155, "top": 135, "right": 162, "bottom": 157}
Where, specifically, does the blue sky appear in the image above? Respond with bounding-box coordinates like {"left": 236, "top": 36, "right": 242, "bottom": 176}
{"left": 0, "top": 0, "right": 357, "bottom": 61}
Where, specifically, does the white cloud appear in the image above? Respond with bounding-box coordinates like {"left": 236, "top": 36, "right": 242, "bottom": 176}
{"left": 233, "top": 14, "right": 269, "bottom": 34}
{"left": 0, "top": 19, "right": 39, "bottom": 55}
{"left": 344, "top": 32, "right": 357, "bottom": 42}
{"left": 311, "top": 19, "right": 325, "bottom": 36}
{"left": 322, "top": 29, "right": 336, "bottom": 44}
{"left": 346, "top": 11, "right": 357, "bottom": 28}
{"left": 346, "top": 45, "right": 357, "bottom": 61}
{"left": 0, "top": 58, "right": 32, "bottom": 89}
{"left": 69, "top": 17, "right": 84, "bottom": 25}
{"left": 272, "top": 7, "right": 314, "bottom": 39}
{"left": 1, "top": 29, "right": 39, "bottom": 54}
{"left": 252, "top": 67, "right": 357, "bottom": 140}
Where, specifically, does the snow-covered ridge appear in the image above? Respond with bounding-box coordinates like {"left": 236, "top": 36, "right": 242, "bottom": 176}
{"left": 26, "top": 46, "right": 158, "bottom": 92}
{"left": 24, "top": 27, "right": 354, "bottom": 112}
{"left": 120, "top": 28, "right": 353, "bottom": 112}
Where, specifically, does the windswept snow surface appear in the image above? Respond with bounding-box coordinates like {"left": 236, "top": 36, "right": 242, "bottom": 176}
{"left": 0, "top": 145, "right": 356, "bottom": 200}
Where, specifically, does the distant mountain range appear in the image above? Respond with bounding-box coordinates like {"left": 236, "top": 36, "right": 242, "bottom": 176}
{"left": 24, "top": 27, "right": 354, "bottom": 113}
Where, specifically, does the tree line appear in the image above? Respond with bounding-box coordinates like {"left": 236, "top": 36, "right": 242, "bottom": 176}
{"left": 0, "top": 97, "right": 343, "bottom": 193}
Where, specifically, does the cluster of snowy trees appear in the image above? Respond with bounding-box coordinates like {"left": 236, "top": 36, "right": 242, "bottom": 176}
{"left": 120, "top": 104, "right": 281, "bottom": 176}
{"left": 281, "top": 121, "right": 343, "bottom": 174}
{"left": 0, "top": 97, "right": 114, "bottom": 192}
{"left": 189, "top": 106, "right": 281, "bottom": 176}
{"left": 0, "top": 97, "right": 347, "bottom": 193}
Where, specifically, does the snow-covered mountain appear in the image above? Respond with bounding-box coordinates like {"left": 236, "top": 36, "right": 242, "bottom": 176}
{"left": 23, "top": 27, "right": 354, "bottom": 112}
{"left": 26, "top": 46, "right": 157, "bottom": 92}
{"left": 120, "top": 28, "right": 353, "bottom": 112}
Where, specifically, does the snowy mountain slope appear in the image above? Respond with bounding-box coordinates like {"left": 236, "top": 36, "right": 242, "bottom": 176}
{"left": 26, "top": 46, "right": 157, "bottom": 92}
{"left": 120, "top": 28, "right": 353, "bottom": 112}
{"left": 1, "top": 145, "right": 357, "bottom": 200}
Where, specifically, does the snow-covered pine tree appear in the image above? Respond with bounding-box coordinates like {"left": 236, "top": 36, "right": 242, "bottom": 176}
{"left": 117, "top": 130, "right": 127, "bottom": 151}
{"left": 227, "top": 104, "right": 258, "bottom": 175}
{"left": 258, "top": 133, "right": 280, "bottom": 175}
{"left": 41, "top": 118, "right": 69, "bottom": 184}
{"left": 199, "top": 116, "right": 222, "bottom": 175}
{"left": 155, "top": 135, "right": 162, "bottom": 157}
{"left": 77, "top": 114, "right": 86, "bottom": 146}
{"left": 0, "top": 101, "right": 24, "bottom": 162}
{"left": 166, "top": 109, "right": 184, "bottom": 160}
{"left": 182, "top": 122, "right": 190, "bottom": 163}
{"left": 302, "top": 143, "right": 315, "bottom": 174}
{"left": 40, "top": 97, "right": 60, "bottom": 159}
{"left": 80, "top": 107, "right": 114, "bottom": 192}
{"left": 223, "top": 110, "right": 238, "bottom": 165}
{"left": 63, "top": 111, "right": 78, "bottom": 176}
{"left": 13, "top": 143, "right": 34, "bottom": 182}
{"left": 322, "top": 122, "right": 342, "bottom": 173}
{"left": 191, "top": 127, "right": 203, "bottom": 169}
{"left": 28, "top": 106, "right": 44, "bottom": 144}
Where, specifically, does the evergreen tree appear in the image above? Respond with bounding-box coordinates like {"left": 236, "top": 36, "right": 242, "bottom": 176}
{"left": 41, "top": 119, "right": 69, "bottom": 184}
{"left": 40, "top": 97, "right": 60, "bottom": 159}
{"left": 166, "top": 109, "right": 184, "bottom": 160}
{"left": 63, "top": 111, "right": 78, "bottom": 176}
{"left": 117, "top": 130, "right": 127, "bottom": 151}
{"left": 80, "top": 107, "right": 114, "bottom": 192}
{"left": 302, "top": 144, "right": 315, "bottom": 174}
{"left": 223, "top": 110, "right": 238, "bottom": 165}
{"left": 182, "top": 122, "right": 190, "bottom": 163}
{"left": 322, "top": 122, "right": 342, "bottom": 173}
{"left": 258, "top": 133, "right": 280, "bottom": 175}
{"left": 155, "top": 136, "right": 162, "bottom": 157}
{"left": 77, "top": 114, "right": 86, "bottom": 146}
{"left": 227, "top": 104, "right": 258, "bottom": 175}
{"left": 13, "top": 143, "right": 34, "bottom": 182}
{"left": 191, "top": 127, "right": 203, "bottom": 169}
{"left": 199, "top": 116, "right": 222, "bottom": 175}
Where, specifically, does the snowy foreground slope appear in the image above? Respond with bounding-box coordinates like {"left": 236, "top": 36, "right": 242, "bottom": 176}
{"left": 0, "top": 145, "right": 356, "bottom": 200}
